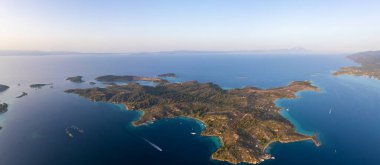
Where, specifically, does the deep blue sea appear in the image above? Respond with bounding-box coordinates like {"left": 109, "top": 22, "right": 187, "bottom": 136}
{"left": 0, "top": 53, "right": 380, "bottom": 165}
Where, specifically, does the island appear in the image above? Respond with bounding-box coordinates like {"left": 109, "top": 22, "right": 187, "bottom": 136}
{"left": 66, "top": 76, "right": 85, "bottom": 83}
{"left": 30, "top": 83, "right": 52, "bottom": 89}
{"left": 0, "top": 84, "right": 9, "bottom": 92}
{"left": 0, "top": 85, "right": 9, "bottom": 130}
{"left": 66, "top": 75, "right": 320, "bottom": 164}
{"left": 0, "top": 103, "right": 8, "bottom": 113}
{"left": 96, "top": 75, "right": 168, "bottom": 84}
{"left": 16, "top": 92, "right": 28, "bottom": 98}
{"left": 89, "top": 82, "right": 96, "bottom": 85}
{"left": 334, "top": 51, "right": 380, "bottom": 79}
{"left": 158, "top": 73, "right": 177, "bottom": 78}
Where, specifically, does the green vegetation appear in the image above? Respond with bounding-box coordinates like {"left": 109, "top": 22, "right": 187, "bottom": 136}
{"left": 334, "top": 51, "right": 380, "bottom": 79}
{"left": 66, "top": 77, "right": 320, "bottom": 164}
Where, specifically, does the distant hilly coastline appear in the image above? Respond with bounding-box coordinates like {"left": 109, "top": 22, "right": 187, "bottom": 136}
{"left": 334, "top": 50, "right": 380, "bottom": 79}
{"left": 130, "top": 47, "right": 321, "bottom": 56}
{"left": 0, "top": 48, "right": 326, "bottom": 56}
{"left": 0, "top": 50, "right": 82, "bottom": 56}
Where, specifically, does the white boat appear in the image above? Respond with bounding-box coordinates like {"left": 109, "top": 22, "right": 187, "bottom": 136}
{"left": 191, "top": 132, "right": 196, "bottom": 135}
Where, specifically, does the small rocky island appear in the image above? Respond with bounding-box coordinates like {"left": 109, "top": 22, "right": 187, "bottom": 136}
{"left": 96, "top": 75, "right": 168, "bottom": 84}
{"left": 16, "top": 92, "right": 28, "bottom": 98}
{"left": 0, "top": 103, "right": 8, "bottom": 113}
{"left": 0, "top": 102, "right": 5, "bottom": 128}
{"left": 66, "top": 75, "right": 320, "bottom": 164}
{"left": 158, "top": 73, "right": 177, "bottom": 78}
{"left": 66, "top": 76, "right": 85, "bottom": 83}
{"left": 334, "top": 51, "right": 380, "bottom": 79}
{"left": 30, "top": 84, "right": 52, "bottom": 89}
{"left": 0, "top": 85, "right": 9, "bottom": 130}
{"left": 0, "top": 84, "right": 9, "bottom": 92}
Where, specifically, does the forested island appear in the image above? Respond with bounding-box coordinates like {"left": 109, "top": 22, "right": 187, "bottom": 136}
{"left": 66, "top": 76, "right": 85, "bottom": 83}
{"left": 334, "top": 51, "right": 380, "bottom": 79}
{"left": 66, "top": 75, "right": 320, "bottom": 164}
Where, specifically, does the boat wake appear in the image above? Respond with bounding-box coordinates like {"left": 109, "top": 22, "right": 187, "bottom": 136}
{"left": 143, "top": 138, "right": 163, "bottom": 152}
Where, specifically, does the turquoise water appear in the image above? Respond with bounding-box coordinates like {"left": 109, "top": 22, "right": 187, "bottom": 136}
{"left": 0, "top": 54, "right": 379, "bottom": 164}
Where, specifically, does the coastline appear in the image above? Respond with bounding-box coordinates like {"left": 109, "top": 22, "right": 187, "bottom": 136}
{"left": 265, "top": 89, "right": 321, "bottom": 154}
{"left": 66, "top": 79, "right": 321, "bottom": 165}
{"left": 123, "top": 90, "right": 320, "bottom": 164}
{"left": 111, "top": 102, "right": 226, "bottom": 161}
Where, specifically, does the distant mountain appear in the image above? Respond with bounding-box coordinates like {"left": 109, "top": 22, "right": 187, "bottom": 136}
{"left": 0, "top": 50, "right": 81, "bottom": 56}
{"left": 0, "top": 47, "right": 316, "bottom": 56}
{"left": 133, "top": 47, "right": 315, "bottom": 56}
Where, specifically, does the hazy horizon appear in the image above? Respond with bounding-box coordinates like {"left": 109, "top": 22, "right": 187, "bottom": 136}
{"left": 1, "top": 0, "right": 380, "bottom": 53}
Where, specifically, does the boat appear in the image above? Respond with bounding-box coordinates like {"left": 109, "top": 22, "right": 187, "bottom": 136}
{"left": 65, "top": 128, "right": 74, "bottom": 138}
{"left": 65, "top": 125, "right": 84, "bottom": 138}
{"left": 191, "top": 132, "right": 196, "bottom": 135}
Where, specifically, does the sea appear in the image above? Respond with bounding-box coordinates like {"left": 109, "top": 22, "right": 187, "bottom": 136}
{"left": 0, "top": 53, "right": 380, "bottom": 165}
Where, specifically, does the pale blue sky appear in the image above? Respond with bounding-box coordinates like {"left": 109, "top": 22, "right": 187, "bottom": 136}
{"left": 0, "top": 0, "right": 379, "bottom": 53}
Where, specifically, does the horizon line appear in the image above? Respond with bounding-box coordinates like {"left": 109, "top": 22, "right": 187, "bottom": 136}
{"left": 0, "top": 48, "right": 357, "bottom": 56}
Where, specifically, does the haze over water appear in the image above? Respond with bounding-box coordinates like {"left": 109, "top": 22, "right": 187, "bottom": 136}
{"left": 0, "top": 53, "right": 380, "bottom": 165}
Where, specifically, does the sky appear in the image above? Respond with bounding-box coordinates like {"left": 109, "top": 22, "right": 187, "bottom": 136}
{"left": 0, "top": 0, "right": 379, "bottom": 53}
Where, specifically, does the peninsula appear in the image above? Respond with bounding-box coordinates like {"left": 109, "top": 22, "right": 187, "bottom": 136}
{"left": 0, "top": 84, "right": 9, "bottom": 92}
{"left": 334, "top": 51, "right": 380, "bottom": 79}
{"left": 66, "top": 75, "right": 320, "bottom": 164}
{"left": 66, "top": 76, "right": 85, "bottom": 83}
